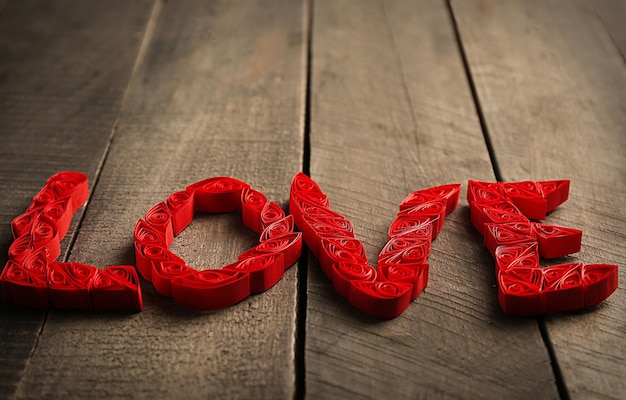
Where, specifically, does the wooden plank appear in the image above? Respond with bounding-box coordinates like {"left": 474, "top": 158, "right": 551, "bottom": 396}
{"left": 594, "top": 0, "right": 626, "bottom": 62}
{"left": 0, "top": 0, "right": 154, "bottom": 397}
{"left": 306, "top": 0, "right": 559, "bottom": 398}
{"left": 12, "top": 0, "right": 307, "bottom": 398}
{"left": 451, "top": 0, "right": 626, "bottom": 398}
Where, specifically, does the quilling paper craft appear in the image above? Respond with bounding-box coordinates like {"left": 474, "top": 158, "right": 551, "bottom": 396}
{"left": 1, "top": 172, "right": 618, "bottom": 318}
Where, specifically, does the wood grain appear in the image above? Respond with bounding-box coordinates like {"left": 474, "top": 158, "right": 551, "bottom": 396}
{"left": 305, "top": 0, "right": 558, "bottom": 398}
{"left": 0, "top": 0, "right": 153, "bottom": 397}
{"left": 594, "top": 0, "right": 626, "bottom": 62}
{"left": 452, "top": 0, "right": 626, "bottom": 398}
{"left": 12, "top": 0, "right": 308, "bottom": 398}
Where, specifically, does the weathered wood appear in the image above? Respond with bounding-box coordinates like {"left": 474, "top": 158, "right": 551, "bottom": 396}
{"left": 12, "top": 0, "right": 307, "bottom": 398}
{"left": 594, "top": 0, "right": 626, "bottom": 62}
{"left": 452, "top": 0, "right": 626, "bottom": 398}
{"left": 306, "top": 0, "right": 558, "bottom": 398}
{"left": 0, "top": 0, "right": 154, "bottom": 397}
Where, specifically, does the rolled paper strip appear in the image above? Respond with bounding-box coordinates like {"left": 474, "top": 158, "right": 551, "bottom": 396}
{"left": 260, "top": 201, "right": 286, "bottom": 230}
{"left": 46, "top": 171, "right": 89, "bottom": 212}
{"left": 134, "top": 243, "right": 181, "bottom": 281}
{"left": 0, "top": 260, "right": 49, "bottom": 309}
{"left": 47, "top": 262, "right": 96, "bottom": 310}
{"left": 22, "top": 247, "right": 49, "bottom": 281}
{"left": 290, "top": 189, "right": 331, "bottom": 212}
{"left": 467, "top": 180, "right": 507, "bottom": 204}
{"left": 541, "top": 263, "right": 584, "bottom": 313}
{"left": 581, "top": 264, "right": 619, "bottom": 307}
{"left": 65, "top": 262, "right": 98, "bottom": 287}
{"left": 378, "top": 261, "right": 428, "bottom": 301}
{"left": 304, "top": 214, "right": 354, "bottom": 238}
{"left": 27, "top": 186, "right": 58, "bottom": 212}
{"left": 397, "top": 200, "right": 446, "bottom": 238}
{"left": 166, "top": 190, "right": 195, "bottom": 235}
{"left": 296, "top": 206, "right": 348, "bottom": 255}
{"left": 541, "top": 263, "right": 580, "bottom": 289}
{"left": 290, "top": 172, "right": 330, "bottom": 208}
{"left": 91, "top": 265, "right": 143, "bottom": 312}
{"left": 186, "top": 176, "right": 249, "bottom": 213}
{"left": 134, "top": 218, "right": 167, "bottom": 246}
{"left": 500, "top": 180, "right": 544, "bottom": 198}
{"left": 260, "top": 215, "right": 295, "bottom": 242}
{"left": 136, "top": 177, "right": 300, "bottom": 310}
{"left": 497, "top": 268, "right": 543, "bottom": 315}
{"left": 537, "top": 180, "right": 570, "bottom": 213}
{"left": 30, "top": 216, "right": 61, "bottom": 260}
{"left": 532, "top": 223, "right": 582, "bottom": 259}
{"left": 506, "top": 266, "right": 544, "bottom": 289}
{"left": 8, "top": 234, "right": 33, "bottom": 264}
{"left": 379, "top": 237, "right": 431, "bottom": 265}
{"left": 494, "top": 242, "right": 539, "bottom": 272}
{"left": 240, "top": 232, "right": 302, "bottom": 269}
{"left": 483, "top": 222, "right": 535, "bottom": 257}
{"left": 41, "top": 197, "right": 73, "bottom": 239}
{"left": 241, "top": 187, "right": 268, "bottom": 233}
{"left": 398, "top": 191, "right": 441, "bottom": 211}
{"left": 427, "top": 183, "right": 462, "bottom": 216}
{"left": 152, "top": 260, "right": 194, "bottom": 297}
{"left": 470, "top": 200, "right": 528, "bottom": 235}
{"left": 318, "top": 237, "right": 368, "bottom": 278}
{"left": 388, "top": 214, "right": 436, "bottom": 241}
{"left": 145, "top": 202, "right": 174, "bottom": 246}
{"left": 400, "top": 183, "right": 461, "bottom": 216}
{"left": 379, "top": 242, "right": 431, "bottom": 266}
{"left": 499, "top": 181, "right": 548, "bottom": 220}
{"left": 11, "top": 209, "right": 39, "bottom": 239}
{"left": 348, "top": 280, "right": 413, "bottom": 319}
{"left": 223, "top": 253, "right": 285, "bottom": 293}
{"left": 289, "top": 195, "right": 336, "bottom": 220}
{"left": 171, "top": 269, "right": 250, "bottom": 310}
{"left": 301, "top": 213, "right": 355, "bottom": 255}
{"left": 331, "top": 262, "right": 377, "bottom": 298}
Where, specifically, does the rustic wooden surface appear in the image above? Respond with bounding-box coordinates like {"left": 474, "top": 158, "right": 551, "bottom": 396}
{"left": 0, "top": 0, "right": 154, "bottom": 396}
{"left": 452, "top": 1, "right": 626, "bottom": 398}
{"left": 0, "top": 0, "right": 624, "bottom": 399}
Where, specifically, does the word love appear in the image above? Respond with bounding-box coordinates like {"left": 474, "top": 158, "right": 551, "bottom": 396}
{"left": 1, "top": 172, "right": 142, "bottom": 311}
{"left": 134, "top": 177, "right": 302, "bottom": 310}
{"left": 290, "top": 173, "right": 461, "bottom": 319}
{"left": 1, "top": 172, "right": 619, "bottom": 318}
{"left": 468, "top": 180, "right": 618, "bottom": 315}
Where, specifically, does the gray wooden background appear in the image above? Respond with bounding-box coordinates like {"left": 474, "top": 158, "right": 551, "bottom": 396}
{"left": 0, "top": 1, "right": 624, "bottom": 399}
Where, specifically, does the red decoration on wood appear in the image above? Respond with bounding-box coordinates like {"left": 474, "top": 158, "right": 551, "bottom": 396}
{"left": 468, "top": 179, "right": 618, "bottom": 315}
{"left": 1, "top": 172, "right": 143, "bottom": 311}
{"left": 290, "top": 172, "right": 460, "bottom": 319}
{"left": 134, "top": 177, "right": 302, "bottom": 310}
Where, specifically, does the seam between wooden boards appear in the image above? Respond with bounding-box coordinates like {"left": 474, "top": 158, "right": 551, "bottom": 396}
{"left": 295, "top": 1, "right": 314, "bottom": 399}
{"left": 12, "top": 1, "right": 164, "bottom": 396}
{"left": 445, "top": 0, "right": 502, "bottom": 182}
{"left": 445, "top": 1, "right": 569, "bottom": 399}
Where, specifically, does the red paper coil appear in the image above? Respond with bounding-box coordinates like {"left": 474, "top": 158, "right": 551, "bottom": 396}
{"left": 1, "top": 172, "right": 142, "bottom": 312}
{"left": 468, "top": 178, "right": 618, "bottom": 315}
{"left": 289, "top": 173, "right": 459, "bottom": 318}
{"left": 135, "top": 177, "right": 301, "bottom": 310}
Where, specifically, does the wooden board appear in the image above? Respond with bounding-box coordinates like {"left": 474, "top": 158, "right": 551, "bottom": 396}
{"left": 10, "top": 0, "right": 308, "bottom": 398}
{"left": 0, "top": 0, "right": 154, "bottom": 397}
{"left": 451, "top": 0, "right": 626, "bottom": 398}
{"left": 305, "top": 0, "right": 559, "bottom": 398}
{"left": 594, "top": 0, "right": 626, "bottom": 61}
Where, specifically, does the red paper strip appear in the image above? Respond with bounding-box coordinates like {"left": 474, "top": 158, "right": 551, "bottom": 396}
{"left": 1, "top": 172, "right": 143, "bottom": 312}
{"left": 468, "top": 179, "right": 619, "bottom": 315}
{"left": 135, "top": 177, "right": 301, "bottom": 310}
{"left": 290, "top": 172, "right": 460, "bottom": 319}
